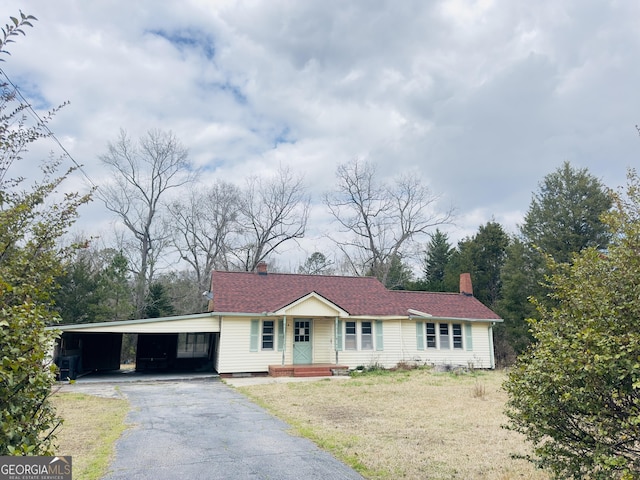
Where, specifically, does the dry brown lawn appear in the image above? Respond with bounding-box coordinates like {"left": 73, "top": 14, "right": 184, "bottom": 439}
{"left": 50, "top": 391, "right": 129, "bottom": 480}
{"left": 238, "top": 368, "right": 549, "bottom": 480}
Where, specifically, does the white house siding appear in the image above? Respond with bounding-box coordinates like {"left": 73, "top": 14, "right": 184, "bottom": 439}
{"left": 335, "top": 319, "right": 400, "bottom": 369}
{"left": 311, "top": 319, "right": 334, "bottom": 364}
{"left": 217, "top": 316, "right": 283, "bottom": 374}
{"left": 408, "top": 320, "right": 493, "bottom": 369}
{"left": 335, "top": 319, "right": 495, "bottom": 370}
{"left": 283, "top": 296, "right": 342, "bottom": 317}
{"left": 217, "top": 315, "right": 497, "bottom": 374}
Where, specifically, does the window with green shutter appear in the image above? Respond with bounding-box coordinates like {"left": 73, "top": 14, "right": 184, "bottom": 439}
{"left": 361, "top": 321, "right": 373, "bottom": 350}
{"left": 262, "top": 320, "right": 274, "bottom": 350}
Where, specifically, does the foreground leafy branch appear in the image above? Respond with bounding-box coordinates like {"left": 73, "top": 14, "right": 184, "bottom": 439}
{"left": 0, "top": 12, "right": 92, "bottom": 455}
{"left": 504, "top": 169, "right": 640, "bottom": 479}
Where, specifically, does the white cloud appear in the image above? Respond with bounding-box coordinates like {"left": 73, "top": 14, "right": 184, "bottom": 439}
{"left": 3, "top": 0, "right": 637, "bottom": 273}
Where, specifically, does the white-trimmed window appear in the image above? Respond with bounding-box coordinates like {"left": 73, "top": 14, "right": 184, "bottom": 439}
{"left": 250, "top": 319, "right": 284, "bottom": 352}
{"left": 439, "top": 323, "right": 450, "bottom": 349}
{"left": 417, "top": 322, "right": 466, "bottom": 351}
{"left": 361, "top": 321, "right": 373, "bottom": 350}
{"left": 339, "top": 320, "right": 383, "bottom": 351}
{"left": 262, "top": 320, "right": 274, "bottom": 350}
{"left": 345, "top": 321, "right": 357, "bottom": 350}
{"left": 426, "top": 323, "right": 436, "bottom": 348}
{"left": 452, "top": 324, "right": 463, "bottom": 349}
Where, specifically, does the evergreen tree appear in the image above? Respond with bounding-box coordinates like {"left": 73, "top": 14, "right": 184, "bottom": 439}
{"left": 298, "top": 251, "right": 334, "bottom": 275}
{"left": 96, "top": 250, "right": 133, "bottom": 321}
{"left": 493, "top": 237, "right": 541, "bottom": 364}
{"left": 421, "top": 229, "right": 453, "bottom": 292}
{"left": 521, "top": 161, "right": 612, "bottom": 264}
{"left": 498, "top": 162, "right": 612, "bottom": 361}
{"left": 505, "top": 169, "right": 640, "bottom": 478}
{"left": 444, "top": 221, "right": 509, "bottom": 308}
{"left": 144, "top": 282, "right": 175, "bottom": 318}
{"left": 383, "top": 254, "right": 414, "bottom": 290}
{"left": 55, "top": 250, "right": 100, "bottom": 324}
{"left": 55, "top": 248, "right": 133, "bottom": 323}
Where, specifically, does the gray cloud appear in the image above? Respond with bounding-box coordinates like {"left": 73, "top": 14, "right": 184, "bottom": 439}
{"left": 3, "top": 0, "right": 638, "bottom": 266}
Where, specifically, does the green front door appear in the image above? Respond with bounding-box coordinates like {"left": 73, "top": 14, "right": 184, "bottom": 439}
{"left": 293, "top": 319, "right": 312, "bottom": 364}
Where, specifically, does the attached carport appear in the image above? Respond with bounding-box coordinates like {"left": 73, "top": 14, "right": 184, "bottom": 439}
{"left": 48, "top": 313, "right": 221, "bottom": 379}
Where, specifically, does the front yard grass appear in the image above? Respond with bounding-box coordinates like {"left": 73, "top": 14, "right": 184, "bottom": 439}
{"left": 237, "top": 368, "right": 549, "bottom": 480}
{"left": 50, "top": 391, "right": 129, "bottom": 480}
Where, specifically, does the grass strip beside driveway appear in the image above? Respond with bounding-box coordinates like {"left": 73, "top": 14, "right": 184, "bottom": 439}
{"left": 238, "top": 369, "right": 549, "bottom": 480}
{"left": 50, "top": 391, "right": 129, "bottom": 480}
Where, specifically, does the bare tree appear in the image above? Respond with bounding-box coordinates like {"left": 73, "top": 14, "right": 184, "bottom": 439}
{"left": 98, "top": 128, "right": 194, "bottom": 317}
{"left": 168, "top": 181, "right": 241, "bottom": 292}
{"left": 324, "top": 159, "right": 453, "bottom": 286}
{"left": 232, "top": 165, "right": 309, "bottom": 271}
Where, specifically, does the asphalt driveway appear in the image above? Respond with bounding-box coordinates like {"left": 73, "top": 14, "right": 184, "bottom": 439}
{"left": 90, "top": 378, "right": 363, "bottom": 480}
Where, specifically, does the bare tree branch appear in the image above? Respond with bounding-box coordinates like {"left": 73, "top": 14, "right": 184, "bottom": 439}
{"left": 168, "top": 181, "right": 241, "bottom": 290}
{"left": 324, "top": 159, "right": 454, "bottom": 285}
{"left": 98, "top": 128, "right": 194, "bottom": 316}
{"left": 232, "top": 165, "right": 309, "bottom": 271}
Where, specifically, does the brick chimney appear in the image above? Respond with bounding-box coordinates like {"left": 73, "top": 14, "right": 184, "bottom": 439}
{"left": 459, "top": 273, "right": 473, "bottom": 296}
{"left": 256, "top": 261, "right": 268, "bottom": 275}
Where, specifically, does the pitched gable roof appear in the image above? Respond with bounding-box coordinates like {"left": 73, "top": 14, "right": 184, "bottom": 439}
{"left": 210, "top": 270, "right": 502, "bottom": 321}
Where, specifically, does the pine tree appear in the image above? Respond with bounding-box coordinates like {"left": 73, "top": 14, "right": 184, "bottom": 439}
{"left": 505, "top": 169, "right": 640, "bottom": 478}
{"left": 421, "top": 229, "right": 453, "bottom": 292}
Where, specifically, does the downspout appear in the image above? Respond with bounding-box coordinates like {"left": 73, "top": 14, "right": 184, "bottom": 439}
{"left": 281, "top": 315, "right": 287, "bottom": 366}
{"left": 488, "top": 323, "right": 495, "bottom": 369}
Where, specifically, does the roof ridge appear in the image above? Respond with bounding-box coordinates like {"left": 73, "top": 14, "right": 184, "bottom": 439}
{"left": 213, "top": 270, "right": 380, "bottom": 281}
{"left": 390, "top": 290, "right": 464, "bottom": 296}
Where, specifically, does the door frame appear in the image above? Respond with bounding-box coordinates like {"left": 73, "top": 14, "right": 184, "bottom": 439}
{"left": 292, "top": 318, "right": 312, "bottom": 365}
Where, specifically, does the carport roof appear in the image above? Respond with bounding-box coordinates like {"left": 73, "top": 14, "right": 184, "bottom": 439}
{"left": 47, "top": 312, "right": 222, "bottom": 333}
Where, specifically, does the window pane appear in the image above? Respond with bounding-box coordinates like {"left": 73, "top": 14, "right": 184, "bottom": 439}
{"left": 361, "top": 321, "right": 373, "bottom": 350}
{"left": 426, "top": 322, "right": 436, "bottom": 348}
{"left": 177, "top": 333, "right": 210, "bottom": 358}
{"left": 262, "top": 320, "right": 274, "bottom": 350}
{"left": 345, "top": 321, "right": 356, "bottom": 350}
{"left": 439, "top": 323, "right": 450, "bottom": 349}
{"left": 294, "top": 320, "right": 310, "bottom": 342}
{"left": 452, "top": 323, "right": 463, "bottom": 349}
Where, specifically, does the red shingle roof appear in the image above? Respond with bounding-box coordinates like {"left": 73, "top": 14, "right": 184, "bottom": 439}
{"left": 210, "top": 271, "right": 502, "bottom": 320}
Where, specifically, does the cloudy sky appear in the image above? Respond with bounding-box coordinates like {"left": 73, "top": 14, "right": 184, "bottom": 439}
{"left": 3, "top": 0, "right": 639, "bottom": 271}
